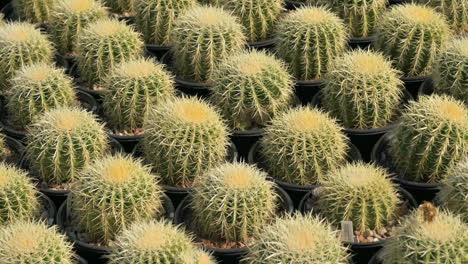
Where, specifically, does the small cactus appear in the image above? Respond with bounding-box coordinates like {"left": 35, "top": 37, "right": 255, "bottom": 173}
{"left": 210, "top": 50, "right": 294, "bottom": 130}
{"left": 437, "top": 159, "right": 468, "bottom": 222}
{"left": 101, "top": 58, "right": 176, "bottom": 132}
{"left": 76, "top": 19, "right": 144, "bottom": 85}
{"left": 260, "top": 107, "right": 349, "bottom": 186}
{"left": 172, "top": 6, "right": 245, "bottom": 83}
{"left": 390, "top": 95, "right": 468, "bottom": 183}
{"left": 26, "top": 107, "right": 108, "bottom": 186}
{"left": 7, "top": 63, "right": 77, "bottom": 129}
{"left": 243, "top": 214, "right": 350, "bottom": 263}
{"left": 323, "top": 50, "right": 404, "bottom": 129}
{"left": 71, "top": 154, "right": 164, "bottom": 243}
{"left": 48, "top": 0, "right": 109, "bottom": 55}
{"left": 420, "top": 0, "right": 468, "bottom": 35}
{"left": 376, "top": 4, "right": 450, "bottom": 77}
{"left": 143, "top": 96, "right": 229, "bottom": 188}
{"left": 276, "top": 6, "right": 348, "bottom": 81}
{"left": 12, "top": 0, "right": 58, "bottom": 24}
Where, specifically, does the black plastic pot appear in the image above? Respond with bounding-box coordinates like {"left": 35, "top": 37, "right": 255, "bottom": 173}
{"left": 401, "top": 75, "right": 431, "bottom": 99}
{"left": 348, "top": 35, "right": 377, "bottom": 50}
{"left": 68, "top": 63, "right": 106, "bottom": 102}
{"left": 371, "top": 132, "right": 442, "bottom": 204}
{"left": 0, "top": 2, "right": 16, "bottom": 21}
{"left": 295, "top": 79, "right": 326, "bottom": 105}
{"left": 284, "top": 0, "right": 326, "bottom": 10}
{"left": 368, "top": 249, "right": 384, "bottom": 264}
{"left": 40, "top": 192, "right": 57, "bottom": 226}
{"left": 231, "top": 127, "right": 265, "bottom": 160}
{"left": 108, "top": 132, "right": 143, "bottom": 154}
{"left": 3, "top": 136, "right": 24, "bottom": 166}
{"left": 78, "top": 256, "right": 88, "bottom": 264}
{"left": 55, "top": 53, "right": 76, "bottom": 74}
{"left": 175, "top": 186, "right": 293, "bottom": 264}
{"left": 146, "top": 44, "right": 171, "bottom": 60}
{"left": 247, "top": 38, "right": 276, "bottom": 51}
{"left": 418, "top": 78, "right": 434, "bottom": 96}
{"left": 388, "top": 0, "right": 411, "bottom": 5}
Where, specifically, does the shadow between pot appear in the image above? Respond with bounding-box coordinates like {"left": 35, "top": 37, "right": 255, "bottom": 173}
{"left": 247, "top": 38, "right": 276, "bottom": 51}
{"left": 348, "top": 35, "right": 377, "bottom": 50}
{"left": 368, "top": 249, "right": 384, "bottom": 264}
{"left": 284, "top": 0, "right": 327, "bottom": 10}
{"left": 401, "top": 75, "right": 431, "bottom": 100}
{"left": 418, "top": 78, "right": 434, "bottom": 97}
{"left": 145, "top": 44, "right": 171, "bottom": 60}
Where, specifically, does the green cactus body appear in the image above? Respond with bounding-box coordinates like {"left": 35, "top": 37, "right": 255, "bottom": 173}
{"left": 12, "top": 0, "right": 58, "bottom": 23}
{"left": 103, "top": 0, "right": 137, "bottom": 14}
{"left": 0, "top": 22, "right": 54, "bottom": 91}
{"left": 48, "top": 0, "right": 108, "bottom": 55}
{"left": 323, "top": 50, "right": 404, "bottom": 129}
{"left": 26, "top": 107, "right": 108, "bottom": 186}
{"left": 317, "top": 163, "right": 400, "bottom": 232}
{"left": 0, "top": 136, "right": 10, "bottom": 160}
{"left": 390, "top": 95, "right": 468, "bottom": 183}
{"left": 260, "top": 107, "right": 349, "bottom": 186}
{"left": 192, "top": 162, "right": 277, "bottom": 243}
{"left": 76, "top": 19, "right": 144, "bottom": 85}
{"left": 71, "top": 154, "right": 163, "bottom": 243}
{"left": 7, "top": 63, "right": 77, "bottom": 129}
{"left": 376, "top": 4, "right": 450, "bottom": 77}
{"left": 243, "top": 214, "right": 350, "bottom": 263}
{"left": 210, "top": 50, "right": 294, "bottom": 130}
{"left": 0, "top": 221, "right": 76, "bottom": 263}
{"left": 135, "top": 0, "right": 196, "bottom": 46}
{"left": 172, "top": 6, "right": 245, "bottom": 83}
{"left": 421, "top": 0, "right": 468, "bottom": 35}
{"left": 437, "top": 159, "right": 468, "bottom": 222}
{"left": 180, "top": 249, "right": 217, "bottom": 264}
{"left": 143, "top": 97, "right": 229, "bottom": 188}
{"left": 276, "top": 7, "right": 347, "bottom": 81}
{"left": 0, "top": 14, "right": 5, "bottom": 27}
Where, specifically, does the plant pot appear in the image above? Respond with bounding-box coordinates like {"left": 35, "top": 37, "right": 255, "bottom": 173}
{"left": 40, "top": 192, "right": 57, "bottom": 226}
{"left": 78, "top": 256, "right": 88, "bottom": 264}
{"left": 68, "top": 63, "right": 106, "bottom": 102}
{"left": 3, "top": 136, "right": 24, "bottom": 166}
{"left": 108, "top": 132, "right": 143, "bottom": 154}
{"left": 174, "top": 185, "right": 294, "bottom": 264}
{"left": 401, "top": 75, "right": 431, "bottom": 99}
{"left": 145, "top": 44, "right": 171, "bottom": 60}
{"left": 368, "top": 249, "right": 384, "bottom": 264}
{"left": 284, "top": 0, "right": 326, "bottom": 10}
{"left": 418, "top": 78, "right": 434, "bottom": 96}
{"left": 247, "top": 38, "right": 276, "bottom": 51}
{"left": 295, "top": 79, "right": 326, "bottom": 105}
{"left": 231, "top": 127, "right": 265, "bottom": 160}
{"left": 371, "top": 132, "right": 442, "bottom": 204}
{"left": 348, "top": 35, "right": 377, "bottom": 50}
{"left": 388, "top": 0, "right": 411, "bottom": 5}
{"left": 55, "top": 53, "right": 76, "bottom": 74}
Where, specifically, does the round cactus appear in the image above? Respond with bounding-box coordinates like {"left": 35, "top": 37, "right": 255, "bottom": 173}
{"left": 180, "top": 249, "right": 216, "bottom": 264}
{"left": 172, "top": 6, "right": 245, "bottom": 83}
{"left": 7, "top": 63, "right": 77, "bottom": 129}
{"left": 0, "top": 22, "right": 54, "bottom": 91}
{"left": 420, "top": 0, "right": 468, "bottom": 35}
{"left": 71, "top": 154, "right": 164, "bottom": 243}
{"left": 210, "top": 50, "right": 294, "bottom": 130}
{"left": 390, "top": 95, "right": 468, "bottom": 183}
{"left": 192, "top": 162, "right": 277, "bottom": 243}
{"left": 48, "top": 0, "right": 109, "bottom": 55}
{"left": 12, "top": 0, "right": 58, "bottom": 24}
{"left": 135, "top": 0, "right": 196, "bottom": 46}
{"left": 143, "top": 96, "right": 230, "bottom": 188}
{"left": 76, "top": 19, "right": 144, "bottom": 85}
{"left": 103, "top": 0, "right": 137, "bottom": 14}
{"left": 322, "top": 50, "right": 404, "bottom": 129}
{"left": 376, "top": 4, "right": 450, "bottom": 77}
{"left": 276, "top": 6, "right": 348, "bottom": 81}
{"left": 243, "top": 214, "right": 350, "bottom": 263}
{"left": 0, "top": 136, "right": 10, "bottom": 160}
{"left": 260, "top": 107, "right": 349, "bottom": 186}
{"left": 437, "top": 158, "right": 468, "bottom": 222}
{"left": 26, "top": 107, "right": 108, "bottom": 186}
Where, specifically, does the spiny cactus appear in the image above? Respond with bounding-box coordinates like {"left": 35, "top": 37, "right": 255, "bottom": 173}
{"left": 323, "top": 50, "right": 404, "bottom": 129}
{"left": 192, "top": 162, "right": 277, "bottom": 243}
{"left": 76, "top": 19, "right": 144, "bottom": 85}
{"left": 143, "top": 97, "right": 229, "bottom": 188}
{"left": 135, "top": 0, "right": 196, "bottom": 46}
{"left": 12, "top": 0, "right": 58, "bottom": 24}
{"left": 420, "top": 0, "right": 468, "bottom": 35}
{"left": 7, "top": 63, "right": 77, "bottom": 129}
{"left": 0, "top": 14, "right": 5, "bottom": 27}
{"left": 390, "top": 95, "right": 468, "bottom": 183}
{"left": 26, "top": 107, "right": 108, "bottom": 186}
{"left": 180, "top": 249, "right": 216, "bottom": 264}
{"left": 0, "top": 22, "right": 54, "bottom": 91}
{"left": 437, "top": 158, "right": 468, "bottom": 222}
{"left": 102, "top": 58, "right": 175, "bottom": 132}
{"left": 260, "top": 107, "right": 349, "bottom": 186}
{"left": 210, "top": 50, "right": 294, "bottom": 130}
{"left": 103, "top": 0, "right": 137, "bottom": 14}
{"left": 0, "top": 136, "right": 9, "bottom": 160}
{"left": 71, "top": 154, "right": 164, "bottom": 243}
{"left": 376, "top": 4, "right": 450, "bottom": 77}
{"left": 243, "top": 214, "right": 350, "bottom": 263}
{"left": 276, "top": 6, "right": 347, "bottom": 81}
{"left": 48, "top": 0, "right": 109, "bottom": 55}
{"left": 172, "top": 6, "right": 245, "bottom": 83}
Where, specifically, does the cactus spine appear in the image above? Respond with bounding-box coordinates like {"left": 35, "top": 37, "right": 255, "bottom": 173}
{"left": 421, "top": 0, "right": 468, "bottom": 35}
{"left": 0, "top": 136, "right": 9, "bottom": 160}
{"left": 103, "top": 0, "right": 137, "bottom": 14}
{"left": 12, "top": 0, "right": 58, "bottom": 24}
{"left": 180, "top": 249, "right": 216, "bottom": 264}
{"left": 437, "top": 159, "right": 468, "bottom": 222}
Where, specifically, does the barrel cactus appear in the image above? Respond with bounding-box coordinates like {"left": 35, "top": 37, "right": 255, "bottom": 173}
{"left": 376, "top": 4, "right": 450, "bottom": 77}
{"left": 103, "top": 0, "right": 137, "bottom": 14}
{"left": 12, "top": 0, "right": 58, "bottom": 24}
{"left": 276, "top": 6, "right": 347, "bottom": 81}
{"left": 0, "top": 136, "right": 9, "bottom": 160}
{"left": 420, "top": 0, "right": 468, "bottom": 35}
{"left": 390, "top": 95, "right": 468, "bottom": 183}
{"left": 0, "top": 14, "right": 5, "bottom": 27}
{"left": 437, "top": 158, "right": 468, "bottom": 222}
{"left": 172, "top": 6, "right": 245, "bottom": 83}
{"left": 210, "top": 50, "right": 294, "bottom": 130}
{"left": 180, "top": 249, "right": 216, "bottom": 264}
{"left": 323, "top": 50, "right": 404, "bottom": 129}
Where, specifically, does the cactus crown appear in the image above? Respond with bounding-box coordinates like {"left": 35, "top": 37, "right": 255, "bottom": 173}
{"left": 437, "top": 158, "right": 468, "bottom": 222}
{"left": 422, "top": 0, "right": 468, "bottom": 35}
{"left": 180, "top": 249, "right": 216, "bottom": 264}
{"left": 12, "top": 0, "right": 58, "bottom": 24}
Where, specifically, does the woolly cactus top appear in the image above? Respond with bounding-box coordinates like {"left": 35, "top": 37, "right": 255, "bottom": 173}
{"left": 328, "top": 163, "right": 395, "bottom": 187}
{"left": 158, "top": 97, "right": 224, "bottom": 125}
{"left": 0, "top": 163, "right": 35, "bottom": 189}
{"left": 86, "top": 19, "right": 135, "bottom": 37}
{"left": 37, "top": 107, "right": 103, "bottom": 133}
{"left": 414, "top": 95, "right": 468, "bottom": 125}
{"left": 288, "top": 7, "right": 343, "bottom": 25}
{"left": 449, "top": 37, "right": 468, "bottom": 57}
{"left": 397, "top": 4, "right": 444, "bottom": 25}
{"left": 284, "top": 107, "right": 343, "bottom": 133}
{"left": 13, "top": 63, "right": 57, "bottom": 82}
{"left": 55, "top": 0, "right": 103, "bottom": 13}
{"left": 111, "top": 58, "right": 172, "bottom": 80}
{"left": 0, "top": 22, "right": 49, "bottom": 44}
{"left": 339, "top": 50, "right": 399, "bottom": 75}
{"left": 180, "top": 249, "right": 216, "bottom": 264}
{"left": 182, "top": 6, "right": 241, "bottom": 29}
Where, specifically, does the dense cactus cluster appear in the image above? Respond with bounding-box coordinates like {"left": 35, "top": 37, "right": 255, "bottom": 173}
{"left": 12, "top": 0, "right": 58, "bottom": 24}
{"left": 420, "top": 0, "right": 468, "bottom": 35}
{"left": 437, "top": 159, "right": 468, "bottom": 222}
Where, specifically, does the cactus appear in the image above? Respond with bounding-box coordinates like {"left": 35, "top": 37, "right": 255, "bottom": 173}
{"left": 11, "top": 0, "right": 58, "bottom": 24}
{"left": 26, "top": 107, "right": 108, "bottom": 186}
{"left": 276, "top": 6, "right": 347, "bottom": 81}
{"left": 260, "top": 107, "right": 349, "bottom": 186}
{"left": 143, "top": 96, "right": 229, "bottom": 188}
{"left": 210, "top": 50, "right": 294, "bottom": 130}
{"left": 71, "top": 154, "right": 164, "bottom": 243}
{"left": 437, "top": 158, "right": 468, "bottom": 222}
{"left": 48, "top": 0, "right": 108, "bottom": 55}
{"left": 0, "top": 136, "right": 9, "bottom": 160}
{"left": 390, "top": 95, "right": 468, "bottom": 183}
{"left": 192, "top": 162, "right": 277, "bottom": 243}
{"left": 243, "top": 214, "right": 350, "bottom": 263}
{"left": 135, "top": 0, "right": 196, "bottom": 46}
{"left": 0, "top": 22, "right": 54, "bottom": 91}
{"left": 323, "top": 50, "right": 404, "bottom": 129}
{"left": 420, "top": 0, "right": 468, "bottom": 35}
{"left": 102, "top": 58, "right": 175, "bottom": 132}
{"left": 0, "top": 163, "right": 40, "bottom": 225}
{"left": 7, "top": 63, "right": 77, "bottom": 129}
{"left": 316, "top": 163, "right": 400, "bottom": 232}
{"left": 103, "top": 0, "right": 137, "bottom": 14}
{"left": 0, "top": 14, "right": 5, "bottom": 27}
{"left": 180, "top": 249, "right": 216, "bottom": 264}
{"left": 375, "top": 4, "right": 450, "bottom": 77}
{"left": 76, "top": 19, "right": 144, "bottom": 85}
{"left": 172, "top": 6, "right": 245, "bottom": 83}
{"left": 0, "top": 220, "right": 76, "bottom": 263}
